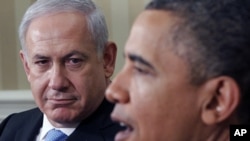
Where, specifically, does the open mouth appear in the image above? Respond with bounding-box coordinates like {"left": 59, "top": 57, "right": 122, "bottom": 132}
{"left": 115, "top": 122, "right": 134, "bottom": 141}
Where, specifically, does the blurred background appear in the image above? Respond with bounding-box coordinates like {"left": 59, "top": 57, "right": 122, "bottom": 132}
{"left": 0, "top": 0, "right": 150, "bottom": 121}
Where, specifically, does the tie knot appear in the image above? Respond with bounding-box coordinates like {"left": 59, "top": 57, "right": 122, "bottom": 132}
{"left": 45, "top": 129, "right": 68, "bottom": 141}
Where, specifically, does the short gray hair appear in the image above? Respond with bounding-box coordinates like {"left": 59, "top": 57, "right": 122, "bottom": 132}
{"left": 19, "top": 0, "right": 108, "bottom": 56}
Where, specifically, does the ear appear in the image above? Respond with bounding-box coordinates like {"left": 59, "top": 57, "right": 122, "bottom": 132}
{"left": 102, "top": 41, "right": 117, "bottom": 78}
{"left": 20, "top": 50, "right": 31, "bottom": 82}
{"left": 200, "top": 76, "right": 240, "bottom": 125}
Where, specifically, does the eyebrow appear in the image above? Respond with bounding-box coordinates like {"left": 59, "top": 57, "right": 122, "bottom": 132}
{"left": 32, "top": 50, "right": 88, "bottom": 60}
{"left": 63, "top": 50, "right": 88, "bottom": 60}
{"left": 32, "top": 54, "right": 49, "bottom": 60}
{"left": 128, "top": 53, "right": 155, "bottom": 70}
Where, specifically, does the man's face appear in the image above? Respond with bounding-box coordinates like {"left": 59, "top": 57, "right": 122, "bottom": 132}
{"left": 21, "top": 12, "right": 111, "bottom": 127}
{"left": 106, "top": 10, "right": 204, "bottom": 141}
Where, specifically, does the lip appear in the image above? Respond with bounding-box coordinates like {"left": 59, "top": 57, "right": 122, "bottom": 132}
{"left": 115, "top": 123, "right": 133, "bottom": 141}
{"left": 47, "top": 98, "right": 76, "bottom": 105}
{"left": 112, "top": 116, "right": 134, "bottom": 141}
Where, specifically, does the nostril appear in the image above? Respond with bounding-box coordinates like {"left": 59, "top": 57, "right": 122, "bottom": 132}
{"left": 112, "top": 99, "right": 120, "bottom": 104}
{"left": 57, "top": 86, "right": 68, "bottom": 92}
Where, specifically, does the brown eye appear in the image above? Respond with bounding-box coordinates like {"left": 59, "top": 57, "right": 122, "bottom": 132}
{"left": 65, "top": 58, "right": 84, "bottom": 68}
{"left": 69, "top": 58, "right": 82, "bottom": 64}
{"left": 134, "top": 66, "right": 150, "bottom": 75}
{"left": 35, "top": 60, "right": 49, "bottom": 65}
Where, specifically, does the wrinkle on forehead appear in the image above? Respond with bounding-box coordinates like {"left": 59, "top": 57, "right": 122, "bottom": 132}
{"left": 26, "top": 12, "right": 91, "bottom": 45}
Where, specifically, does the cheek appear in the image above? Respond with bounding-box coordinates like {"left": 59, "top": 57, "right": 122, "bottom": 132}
{"left": 71, "top": 64, "right": 105, "bottom": 87}
{"left": 133, "top": 82, "right": 169, "bottom": 112}
{"left": 28, "top": 70, "right": 50, "bottom": 104}
{"left": 132, "top": 89, "right": 165, "bottom": 122}
{"left": 29, "top": 74, "right": 48, "bottom": 94}
{"left": 29, "top": 67, "right": 49, "bottom": 84}
{"left": 134, "top": 102, "right": 169, "bottom": 141}
{"left": 131, "top": 82, "right": 176, "bottom": 124}
{"left": 70, "top": 73, "right": 105, "bottom": 102}
{"left": 71, "top": 74, "right": 97, "bottom": 95}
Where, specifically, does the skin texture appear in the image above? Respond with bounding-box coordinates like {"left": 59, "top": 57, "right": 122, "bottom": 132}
{"left": 20, "top": 12, "right": 117, "bottom": 128}
{"left": 106, "top": 10, "right": 203, "bottom": 141}
{"left": 105, "top": 10, "right": 240, "bottom": 141}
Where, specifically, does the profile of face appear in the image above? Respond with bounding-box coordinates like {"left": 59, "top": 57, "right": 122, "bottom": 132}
{"left": 106, "top": 10, "right": 208, "bottom": 141}
{"left": 20, "top": 12, "right": 116, "bottom": 127}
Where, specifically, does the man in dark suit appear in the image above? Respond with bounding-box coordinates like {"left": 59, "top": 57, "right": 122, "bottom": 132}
{"left": 0, "top": 0, "right": 121, "bottom": 140}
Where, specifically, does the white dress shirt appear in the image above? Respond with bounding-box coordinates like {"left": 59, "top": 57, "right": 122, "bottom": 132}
{"left": 36, "top": 115, "right": 79, "bottom": 141}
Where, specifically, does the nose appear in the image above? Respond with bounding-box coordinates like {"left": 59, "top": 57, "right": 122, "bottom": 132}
{"left": 48, "top": 64, "right": 69, "bottom": 91}
{"left": 105, "top": 70, "right": 130, "bottom": 104}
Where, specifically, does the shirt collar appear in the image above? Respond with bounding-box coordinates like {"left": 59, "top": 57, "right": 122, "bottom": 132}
{"left": 39, "top": 114, "right": 79, "bottom": 140}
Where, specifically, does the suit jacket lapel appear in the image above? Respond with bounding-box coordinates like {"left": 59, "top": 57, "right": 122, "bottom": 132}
{"left": 15, "top": 108, "right": 43, "bottom": 141}
{"left": 67, "top": 99, "right": 116, "bottom": 141}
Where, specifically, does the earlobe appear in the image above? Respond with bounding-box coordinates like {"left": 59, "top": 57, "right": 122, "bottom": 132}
{"left": 19, "top": 50, "right": 31, "bottom": 82}
{"left": 201, "top": 77, "right": 240, "bottom": 125}
{"left": 103, "top": 41, "right": 117, "bottom": 78}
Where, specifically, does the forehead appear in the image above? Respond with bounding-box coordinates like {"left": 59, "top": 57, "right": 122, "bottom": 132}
{"left": 24, "top": 12, "right": 96, "bottom": 58}
{"left": 126, "top": 10, "right": 181, "bottom": 52}
{"left": 125, "top": 10, "right": 183, "bottom": 69}
{"left": 26, "top": 12, "right": 89, "bottom": 45}
{"left": 135, "top": 10, "right": 179, "bottom": 34}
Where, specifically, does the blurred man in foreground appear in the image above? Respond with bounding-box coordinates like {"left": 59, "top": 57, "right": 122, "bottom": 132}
{"left": 106, "top": 0, "right": 250, "bottom": 141}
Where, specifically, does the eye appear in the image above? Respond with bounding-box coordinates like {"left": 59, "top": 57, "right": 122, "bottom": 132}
{"left": 34, "top": 60, "right": 49, "bottom": 66}
{"left": 134, "top": 66, "right": 150, "bottom": 75}
{"left": 69, "top": 58, "right": 82, "bottom": 64}
{"left": 65, "top": 58, "right": 84, "bottom": 68}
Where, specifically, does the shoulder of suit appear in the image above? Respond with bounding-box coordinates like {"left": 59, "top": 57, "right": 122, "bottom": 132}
{"left": 1, "top": 108, "right": 42, "bottom": 126}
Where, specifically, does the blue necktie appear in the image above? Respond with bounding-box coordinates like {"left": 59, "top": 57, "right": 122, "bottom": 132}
{"left": 45, "top": 129, "right": 68, "bottom": 141}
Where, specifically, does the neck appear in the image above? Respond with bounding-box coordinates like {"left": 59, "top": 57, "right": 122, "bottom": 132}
{"left": 206, "top": 124, "right": 230, "bottom": 141}
{"left": 207, "top": 129, "right": 230, "bottom": 141}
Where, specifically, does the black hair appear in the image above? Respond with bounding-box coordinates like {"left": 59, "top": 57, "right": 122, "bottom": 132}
{"left": 146, "top": 0, "right": 250, "bottom": 124}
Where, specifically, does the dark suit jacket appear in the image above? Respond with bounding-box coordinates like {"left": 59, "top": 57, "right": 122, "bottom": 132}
{"left": 0, "top": 99, "right": 122, "bottom": 141}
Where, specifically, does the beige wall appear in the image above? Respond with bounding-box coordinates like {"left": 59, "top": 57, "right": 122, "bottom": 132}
{"left": 0, "top": 0, "right": 150, "bottom": 90}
